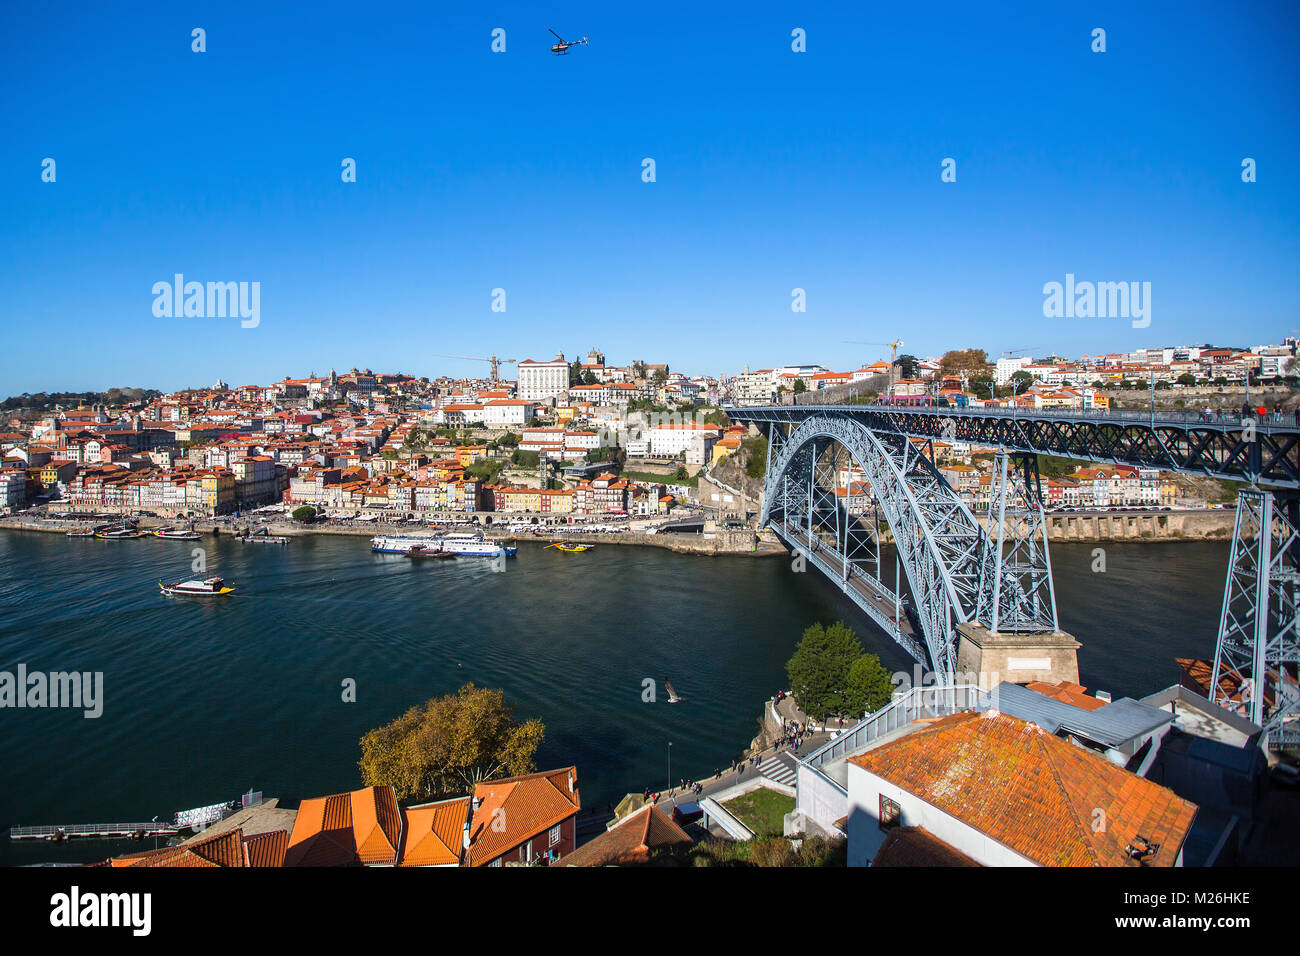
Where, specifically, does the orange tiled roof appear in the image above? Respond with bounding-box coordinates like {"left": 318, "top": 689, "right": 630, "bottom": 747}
{"left": 284, "top": 786, "right": 402, "bottom": 866}
{"left": 107, "top": 827, "right": 249, "bottom": 868}
{"left": 872, "top": 826, "right": 981, "bottom": 867}
{"left": 559, "top": 804, "right": 692, "bottom": 867}
{"left": 848, "top": 710, "right": 1197, "bottom": 867}
{"left": 1025, "top": 680, "right": 1109, "bottom": 712}
{"left": 398, "top": 797, "right": 471, "bottom": 867}
{"left": 464, "top": 767, "right": 581, "bottom": 866}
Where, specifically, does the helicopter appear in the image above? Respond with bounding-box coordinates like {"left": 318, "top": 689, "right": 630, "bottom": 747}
{"left": 549, "top": 29, "right": 588, "bottom": 55}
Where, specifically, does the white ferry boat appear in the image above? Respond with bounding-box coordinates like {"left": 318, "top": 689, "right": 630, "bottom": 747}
{"left": 370, "top": 531, "right": 517, "bottom": 558}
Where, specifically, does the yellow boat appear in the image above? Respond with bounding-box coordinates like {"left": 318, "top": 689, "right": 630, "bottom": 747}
{"left": 545, "top": 543, "right": 594, "bottom": 553}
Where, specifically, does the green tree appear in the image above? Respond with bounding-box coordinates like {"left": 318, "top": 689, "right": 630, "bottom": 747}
{"left": 896, "top": 354, "right": 921, "bottom": 379}
{"left": 1176, "top": 373, "right": 1197, "bottom": 386}
{"left": 569, "top": 359, "right": 583, "bottom": 386}
{"left": 358, "top": 684, "right": 545, "bottom": 802}
{"left": 291, "top": 505, "right": 317, "bottom": 523}
{"left": 845, "top": 653, "right": 895, "bottom": 716}
{"left": 673, "top": 465, "right": 688, "bottom": 481}
{"left": 793, "top": 379, "right": 808, "bottom": 394}
{"left": 653, "top": 368, "right": 668, "bottom": 385}
{"left": 581, "top": 369, "right": 598, "bottom": 385}
{"left": 743, "top": 435, "right": 768, "bottom": 479}
{"left": 1009, "top": 370, "right": 1034, "bottom": 391}
{"left": 785, "top": 621, "right": 865, "bottom": 722}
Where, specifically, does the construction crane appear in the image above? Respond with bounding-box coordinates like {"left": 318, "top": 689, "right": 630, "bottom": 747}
{"left": 432, "top": 353, "right": 517, "bottom": 383}
{"left": 845, "top": 340, "right": 905, "bottom": 394}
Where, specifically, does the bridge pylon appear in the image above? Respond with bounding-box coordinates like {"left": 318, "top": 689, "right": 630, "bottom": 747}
{"left": 1211, "top": 488, "right": 1300, "bottom": 750}
{"left": 976, "top": 452, "right": 1059, "bottom": 634}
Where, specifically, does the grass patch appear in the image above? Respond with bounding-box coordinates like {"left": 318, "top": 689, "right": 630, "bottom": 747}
{"left": 720, "top": 788, "right": 795, "bottom": 837}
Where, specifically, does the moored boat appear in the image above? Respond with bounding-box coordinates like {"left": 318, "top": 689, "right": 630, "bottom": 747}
{"left": 545, "top": 542, "right": 594, "bottom": 553}
{"left": 406, "top": 545, "right": 456, "bottom": 560}
{"left": 158, "top": 577, "right": 235, "bottom": 597}
{"left": 371, "top": 531, "right": 516, "bottom": 558}
{"left": 96, "top": 527, "right": 145, "bottom": 539}
{"left": 153, "top": 527, "right": 202, "bottom": 540}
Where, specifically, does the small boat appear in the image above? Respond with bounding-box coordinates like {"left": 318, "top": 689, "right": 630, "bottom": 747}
{"left": 239, "top": 534, "right": 288, "bottom": 544}
{"left": 406, "top": 545, "right": 456, "bottom": 560}
{"left": 153, "top": 527, "right": 202, "bottom": 540}
{"left": 66, "top": 528, "right": 96, "bottom": 538}
{"left": 545, "top": 542, "right": 594, "bottom": 553}
{"left": 665, "top": 678, "right": 684, "bottom": 704}
{"left": 159, "top": 577, "right": 235, "bottom": 597}
{"left": 96, "top": 527, "right": 144, "bottom": 539}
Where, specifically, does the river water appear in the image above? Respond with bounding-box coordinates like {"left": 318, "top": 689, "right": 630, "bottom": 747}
{"left": 0, "top": 530, "right": 1229, "bottom": 864}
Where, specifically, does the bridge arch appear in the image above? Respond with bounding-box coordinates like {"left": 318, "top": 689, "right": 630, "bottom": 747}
{"left": 761, "top": 413, "right": 989, "bottom": 679}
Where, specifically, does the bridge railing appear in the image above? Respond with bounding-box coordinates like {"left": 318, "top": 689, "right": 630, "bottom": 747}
{"left": 754, "top": 400, "right": 1298, "bottom": 432}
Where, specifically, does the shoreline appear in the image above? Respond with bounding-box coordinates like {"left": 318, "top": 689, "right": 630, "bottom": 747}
{"left": 0, "top": 514, "right": 788, "bottom": 557}
{"left": 0, "top": 508, "right": 1237, "bottom": 546}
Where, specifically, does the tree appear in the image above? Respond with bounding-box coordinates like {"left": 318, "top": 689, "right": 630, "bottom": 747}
{"left": 581, "top": 370, "right": 598, "bottom": 385}
{"left": 1176, "top": 373, "right": 1197, "bottom": 387}
{"left": 896, "top": 354, "right": 921, "bottom": 379}
{"left": 742, "top": 435, "right": 768, "bottom": 479}
{"left": 845, "top": 653, "right": 895, "bottom": 715}
{"left": 785, "top": 621, "right": 865, "bottom": 722}
{"left": 1009, "top": 370, "right": 1034, "bottom": 390}
{"left": 569, "top": 360, "right": 583, "bottom": 387}
{"left": 793, "top": 378, "right": 808, "bottom": 394}
{"left": 939, "top": 349, "right": 989, "bottom": 375}
{"left": 291, "top": 505, "right": 317, "bottom": 523}
{"left": 358, "top": 684, "right": 545, "bottom": 802}
{"left": 673, "top": 465, "right": 688, "bottom": 481}
{"left": 653, "top": 368, "right": 668, "bottom": 385}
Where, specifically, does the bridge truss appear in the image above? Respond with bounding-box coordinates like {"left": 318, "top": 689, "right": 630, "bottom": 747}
{"left": 1212, "top": 489, "right": 1300, "bottom": 749}
{"left": 761, "top": 413, "right": 1057, "bottom": 680}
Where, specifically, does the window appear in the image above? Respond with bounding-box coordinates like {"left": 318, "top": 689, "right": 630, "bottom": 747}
{"left": 549, "top": 824, "right": 561, "bottom": 847}
{"left": 879, "top": 795, "right": 901, "bottom": 831}
{"left": 489, "top": 857, "right": 502, "bottom": 868}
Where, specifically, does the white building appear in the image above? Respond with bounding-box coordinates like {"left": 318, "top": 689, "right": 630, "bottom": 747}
{"left": 482, "top": 399, "right": 536, "bottom": 428}
{"left": 646, "top": 423, "right": 721, "bottom": 457}
{"left": 994, "top": 356, "right": 1032, "bottom": 385}
{"left": 844, "top": 709, "right": 1194, "bottom": 868}
{"left": 517, "top": 354, "right": 570, "bottom": 403}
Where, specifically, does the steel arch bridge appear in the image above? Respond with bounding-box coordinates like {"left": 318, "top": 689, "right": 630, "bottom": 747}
{"left": 757, "top": 412, "right": 1056, "bottom": 680}
{"left": 729, "top": 402, "right": 1300, "bottom": 748}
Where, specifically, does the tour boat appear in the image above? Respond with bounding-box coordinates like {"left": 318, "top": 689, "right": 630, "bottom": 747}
{"left": 545, "top": 542, "right": 594, "bottom": 553}
{"left": 239, "top": 533, "right": 288, "bottom": 544}
{"left": 96, "top": 527, "right": 144, "bottom": 539}
{"left": 158, "top": 577, "right": 235, "bottom": 597}
{"left": 153, "top": 527, "right": 202, "bottom": 540}
{"left": 370, "top": 531, "right": 517, "bottom": 558}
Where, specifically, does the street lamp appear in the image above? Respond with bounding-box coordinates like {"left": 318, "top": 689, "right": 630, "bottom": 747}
{"left": 667, "top": 741, "right": 673, "bottom": 791}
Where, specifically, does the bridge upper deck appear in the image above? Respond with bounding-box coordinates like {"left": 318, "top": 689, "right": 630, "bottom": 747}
{"left": 725, "top": 403, "right": 1300, "bottom": 489}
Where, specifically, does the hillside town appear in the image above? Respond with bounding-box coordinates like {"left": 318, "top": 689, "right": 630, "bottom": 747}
{"left": 3, "top": 340, "right": 1297, "bottom": 524}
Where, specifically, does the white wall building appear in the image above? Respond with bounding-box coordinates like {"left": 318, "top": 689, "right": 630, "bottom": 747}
{"left": 517, "top": 354, "right": 570, "bottom": 403}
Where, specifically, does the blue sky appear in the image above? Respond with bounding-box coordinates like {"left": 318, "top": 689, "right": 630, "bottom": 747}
{"left": 2, "top": 1, "right": 1297, "bottom": 394}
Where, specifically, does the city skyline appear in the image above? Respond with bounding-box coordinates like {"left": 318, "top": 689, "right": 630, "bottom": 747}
{"left": 3, "top": 2, "right": 1298, "bottom": 394}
